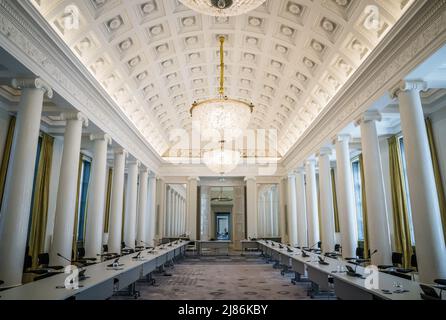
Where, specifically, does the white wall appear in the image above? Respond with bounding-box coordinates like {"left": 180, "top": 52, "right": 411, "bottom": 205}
{"left": 44, "top": 136, "right": 63, "bottom": 252}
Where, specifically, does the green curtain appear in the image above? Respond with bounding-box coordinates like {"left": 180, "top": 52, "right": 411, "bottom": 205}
{"left": 389, "top": 136, "right": 412, "bottom": 268}
{"left": 426, "top": 118, "right": 446, "bottom": 242}
{"left": 359, "top": 155, "right": 369, "bottom": 259}
{"left": 0, "top": 116, "right": 16, "bottom": 208}
{"left": 331, "top": 168, "right": 340, "bottom": 233}
{"left": 103, "top": 168, "right": 113, "bottom": 233}
{"left": 29, "top": 133, "right": 54, "bottom": 268}
{"left": 72, "top": 154, "right": 83, "bottom": 259}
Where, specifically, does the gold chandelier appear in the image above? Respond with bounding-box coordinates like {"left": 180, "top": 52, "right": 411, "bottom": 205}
{"left": 190, "top": 36, "right": 254, "bottom": 140}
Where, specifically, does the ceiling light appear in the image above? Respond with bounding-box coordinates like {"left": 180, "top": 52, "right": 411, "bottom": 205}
{"left": 190, "top": 36, "right": 253, "bottom": 140}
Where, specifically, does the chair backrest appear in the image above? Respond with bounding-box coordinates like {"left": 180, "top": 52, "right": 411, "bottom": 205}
{"left": 334, "top": 244, "right": 341, "bottom": 252}
{"left": 103, "top": 244, "right": 108, "bottom": 253}
{"left": 317, "top": 241, "right": 322, "bottom": 249}
{"left": 411, "top": 253, "right": 417, "bottom": 269}
{"left": 392, "top": 252, "right": 403, "bottom": 266}
{"left": 356, "top": 247, "right": 364, "bottom": 259}
{"left": 23, "top": 255, "right": 32, "bottom": 271}
{"left": 420, "top": 284, "right": 440, "bottom": 299}
{"left": 77, "top": 247, "right": 85, "bottom": 258}
{"left": 38, "top": 253, "right": 50, "bottom": 266}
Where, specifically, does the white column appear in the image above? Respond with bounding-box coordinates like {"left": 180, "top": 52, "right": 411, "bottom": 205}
{"left": 146, "top": 174, "right": 157, "bottom": 246}
{"left": 295, "top": 168, "right": 308, "bottom": 248}
{"left": 0, "top": 78, "right": 52, "bottom": 287}
{"left": 124, "top": 160, "right": 139, "bottom": 249}
{"left": 258, "top": 190, "right": 265, "bottom": 237}
{"left": 287, "top": 173, "right": 298, "bottom": 246}
{"left": 187, "top": 177, "right": 199, "bottom": 240}
{"left": 358, "top": 111, "right": 392, "bottom": 265}
{"left": 108, "top": 148, "right": 127, "bottom": 254}
{"left": 335, "top": 134, "right": 358, "bottom": 259}
{"left": 318, "top": 148, "right": 336, "bottom": 253}
{"left": 245, "top": 177, "right": 258, "bottom": 239}
{"left": 181, "top": 199, "right": 186, "bottom": 235}
{"left": 392, "top": 81, "right": 446, "bottom": 281}
{"left": 166, "top": 187, "right": 171, "bottom": 236}
{"left": 305, "top": 159, "right": 320, "bottom": 247}
{"left": 85, "top": 134, "right": 112, "bottom": 258}
{"left": 50, "top": 112, "right": 88, "bottom": 266}
{"left": 137, "top": 167, "right": 149, "bottom": 246}
{"left": 173, "top": 192, "right": 178, "bottom": 237}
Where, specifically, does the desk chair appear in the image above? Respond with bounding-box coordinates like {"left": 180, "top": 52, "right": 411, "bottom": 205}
{"left": 434, "top": 279, "right": 446, "bottom": 298}
{"left": 103, "top": 244, "right": 108, "bottom": 253}
{"left": 420, "top": 284, "right": 441, "bottom": 300}
{"left": 186, "top": 241, "right": 197, "bottom": 256}
{"left": 38, "top": 253, "right": 64, "bottom": 270}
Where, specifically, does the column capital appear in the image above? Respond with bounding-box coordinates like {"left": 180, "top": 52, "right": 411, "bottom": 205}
{"left": 244, "top": 176, "right": 256, "bottom": 182}
{"left": 305, "top": 158, "right": 317, "bottom": 167}
{"left": 390, "top": 80, "right": 428, "bottom": 99}
{"left": 61, "top": 112, "right": 89, "bottom": 127}
{"left": 294, "top": 167, "right": 306, "bottom": 175}
{"left": 188, "top": 176, "right": 200, "bottom": 182}
{"left": 1, "top": 78, "right": 54, "bottom": 98}
{"left": 90, "top": 133, "right": 112, "bottom": 145}
{"left": 287, "top": 172, "right": 296, "bottom": 179}
{"left": 113, "top": 147, "right": 128, "bottom": 157}
{"left": 354, "top": 110, "right": 382, "bottom": 127}
{"left": 139, "top": 166, "right": 149, "bottom": 174}
{"left": 127, "top": 160, "right": 141, "bottom": 167}
{"left": 148, "top": 172, "right": 157, "bottom": 179}
{"left": 335, "top": 134, "right": 351, "bottom": 144}
{"left": 319, "top": 147, "right": 332, "bottom": 157}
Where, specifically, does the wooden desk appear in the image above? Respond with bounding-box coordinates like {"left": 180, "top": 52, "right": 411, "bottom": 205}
{"left": 197, "top": 240, "right": 230, "bottom": 256}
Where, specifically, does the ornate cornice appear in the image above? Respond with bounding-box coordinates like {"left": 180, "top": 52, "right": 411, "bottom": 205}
{"left": 0, "top": 0, "right": 162, "bottom": 173}
{"left": 282, "top": 0, "right": 446, "bottom": 172}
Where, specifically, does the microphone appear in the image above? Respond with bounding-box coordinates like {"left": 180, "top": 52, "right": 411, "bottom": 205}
{"left": 57, "top": 253, "right": 87, "bottom": 280}
{"left": 57, "top": 253, "right": 72, "bottom": 264}
{"left": 133, "top": 252, "right": 142, "bottom": 260}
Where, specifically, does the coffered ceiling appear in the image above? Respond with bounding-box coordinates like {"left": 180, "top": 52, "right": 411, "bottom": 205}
{"left": 30, "top": 0, "right": 414, "bottom": 158}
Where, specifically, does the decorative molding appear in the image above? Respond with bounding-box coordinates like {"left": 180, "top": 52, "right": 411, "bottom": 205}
{"left": 282, "top": 0, "right": 446, "bottom": 172}
{"left": 0, "top": 0, "right": 162, "bottom": 173}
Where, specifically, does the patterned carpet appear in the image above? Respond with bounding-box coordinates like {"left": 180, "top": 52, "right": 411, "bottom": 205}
{"left": 113, "top": 252, "right": 316, "bottom": 300}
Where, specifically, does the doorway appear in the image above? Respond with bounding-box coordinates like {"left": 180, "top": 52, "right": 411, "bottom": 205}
{"left": 215, "top": 213, "right": 231, "bottom": 240}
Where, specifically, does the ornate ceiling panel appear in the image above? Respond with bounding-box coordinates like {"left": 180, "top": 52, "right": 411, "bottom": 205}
{"left": 31, "top": 0, "right": 414, "bottom": 157}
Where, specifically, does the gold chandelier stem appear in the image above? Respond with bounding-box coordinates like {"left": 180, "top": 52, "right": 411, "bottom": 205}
{"left": 219, "top": 36, "right": 225, "bottom": 96}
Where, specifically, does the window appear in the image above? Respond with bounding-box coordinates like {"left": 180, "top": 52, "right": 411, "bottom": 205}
{"left": 76, "top": 158, "right": 91, "bottom": 243}
{"left": 352, "top": 158, "right": 364, "bottom": 241}
{"left": 398, "top": 136, "right": 416, "bottom": 245}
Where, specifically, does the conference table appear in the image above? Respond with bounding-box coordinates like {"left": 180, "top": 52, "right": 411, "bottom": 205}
{"left": 257, "top": 240, "right": 428, "bottom": 300}
{"left": 0, "top": 241, "right": 188, "bottom": 300}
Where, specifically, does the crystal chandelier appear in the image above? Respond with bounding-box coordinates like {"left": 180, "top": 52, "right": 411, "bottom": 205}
{"left": 179, "top": 0, "right": 266, "bottom": 17}
{"left": 190, "top": 36, "right": 254, "bottom": 140}
{"left": 203, "top": 141, "right": 241, "bottom": 175}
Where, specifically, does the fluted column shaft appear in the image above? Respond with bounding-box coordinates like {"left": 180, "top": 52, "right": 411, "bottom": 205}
{"left": 392, "top": 81, "right": 446, "bottom": 281}
{"left": 85, "top": 134, "right": 112, "bottom": 258}
{"left": 318, "top": 149, "right": 336, "bottom": 253}
{"left": 358, "top": 112, "right": 392, "bottom": 265}
{"left": 146, "top": 175, "right": 157, "bottom": 245}
{"left": 50, "top": 113, "right": 88, "bottom": 265}
{"left": 335, "top": 135, "right": 358, "bottom": 258}
{"left": 0, "top": 79, "right": 52, "bottom": 287}
{"left": 245, "top": 177, "right": 257, "bottom": 239}
{"left": 295, "top": 168, "right": 307, "bottom": 248}
{"left": 287, "top": 174, "right": 298, "bottom": 245}
{"left": 137, "top": 168, "right": 149, "bottom": 245}
{"left": 124, "top": 161, "right": 139, "bottom": 249}
{"left": 305, "top": 160, "right": 320, "bottom": 247}
{"left": 108, "top": 149, "right": 127, "bottom": 254}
